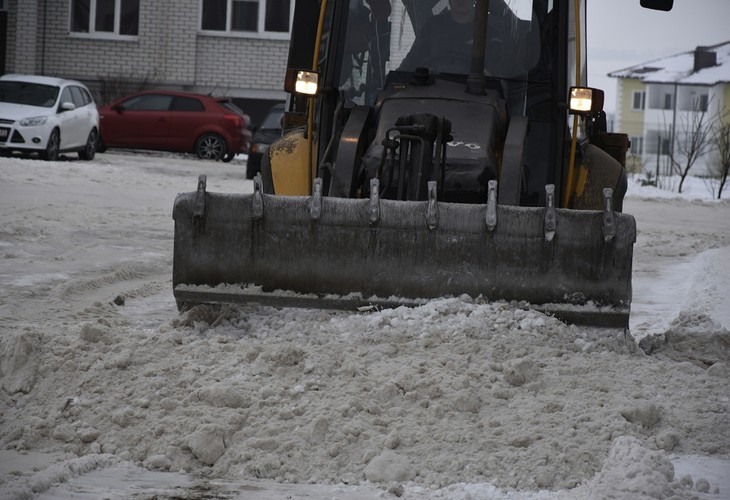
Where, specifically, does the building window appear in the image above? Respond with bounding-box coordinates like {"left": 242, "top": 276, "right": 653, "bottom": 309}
{"left": 201, "top": 0, "right": 291, "bottom": 35}
{"left": 695, "top": 94, "right": 709, "bottom": 112}
{"left": 630, "top": 136, "right": 643, "bottom": 155}
{"left": 631, "top": 91, "right": 645, "bottom": 111}
{"left": 70, "top": 0, "right": 140, "bottom": 37}
{"left": 663, "top": 93, "right": 673, "bottom": 110}
{"left": 646, "top": 132, "right": 673, "bottom": 156}
{"left": 660, "top": 136, "right": 671, "bottom": 155}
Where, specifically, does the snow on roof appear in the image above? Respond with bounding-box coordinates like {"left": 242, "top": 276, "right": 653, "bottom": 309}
{"left": 0, "top": 73, "right": 86, "bottom": 88}
{"left": 608, "top": 40, "right": 730, "bottom": 86}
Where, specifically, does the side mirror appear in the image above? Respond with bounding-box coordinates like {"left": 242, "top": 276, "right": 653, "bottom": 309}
{"left": 284, "top": 68, "right": 319, "bottom": 96}
{"left": 112, "top": 103, "right": 125, "bottom": 113}
{"left": 569, "top": 87, "right": 604, "bottom": 116}
{"left": 640, "top": 0, "right": 673, "bottom": 11}
{"left": 60, "top": 101, "right": 76, "bottom": 112}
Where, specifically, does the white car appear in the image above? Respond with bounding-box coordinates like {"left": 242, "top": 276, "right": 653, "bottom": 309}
{"left": 0, "top": 74, "right": 99, "bottom": 161}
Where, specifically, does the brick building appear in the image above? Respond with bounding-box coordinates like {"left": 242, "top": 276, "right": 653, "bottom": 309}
{"left": 0, "top": 0, "right": 291, "bottom": 125}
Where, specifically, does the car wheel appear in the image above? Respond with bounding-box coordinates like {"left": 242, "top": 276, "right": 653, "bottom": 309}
{"left": 96, "top": 134, "right": 107, "bottom": 153}
{"left": 79, "top": 128, "right": 98, "bottom": 161}
{"left": 41, "top": 129, "right": 61, "bottom": 161}
{"left": 195, "top": 133, "right": 227, "bottom": 161}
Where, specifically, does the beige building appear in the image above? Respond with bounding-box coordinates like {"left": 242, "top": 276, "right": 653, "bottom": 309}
{"left": 609, "top": 41, "right": 730, "bottom": 177}
{"left": 0, "top": 0, "right": 292, "bottom": 124}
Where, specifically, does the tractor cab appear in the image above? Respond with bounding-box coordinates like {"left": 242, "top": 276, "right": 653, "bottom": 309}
{"left": 279, "top": 0, "right": 594, "bottom": 209}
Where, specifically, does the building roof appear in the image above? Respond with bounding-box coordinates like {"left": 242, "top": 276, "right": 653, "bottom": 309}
{"left": 608, "top": 40, "right": 730, "bottom": 86}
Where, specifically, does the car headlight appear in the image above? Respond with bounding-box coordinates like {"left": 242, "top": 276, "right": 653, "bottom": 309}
{"left": 20, "top": 116, "right": 48, "bottom": 127}
{"left": 252, "top": 144, "right": 269, "bottom": 154}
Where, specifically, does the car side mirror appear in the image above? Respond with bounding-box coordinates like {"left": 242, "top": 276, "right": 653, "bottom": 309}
{"left": 60, "top": 101, "right": 76, "bottom": 112}
{"left": 112, "top": 104, "right": 125, "bottom": 113}
{"left": 640, "top": 0, "right": 673, "bottom": 11}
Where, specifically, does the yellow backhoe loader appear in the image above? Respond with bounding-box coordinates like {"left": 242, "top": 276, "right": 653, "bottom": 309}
{"left": 172, "top": 0, "right": 675, "bottom": 328}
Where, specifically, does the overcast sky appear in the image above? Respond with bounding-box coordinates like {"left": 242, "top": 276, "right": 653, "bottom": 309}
{"left": 586, "top": 0, "right": 730, "bottom": 116}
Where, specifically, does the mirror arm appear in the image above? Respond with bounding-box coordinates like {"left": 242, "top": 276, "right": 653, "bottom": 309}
{"left": 466, "top": 0, "right": 490, "bottom": 96}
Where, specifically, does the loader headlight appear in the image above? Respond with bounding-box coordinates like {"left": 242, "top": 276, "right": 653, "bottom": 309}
{"left": 284, "top": 68, "right": 319, "bottom": 96}
{"left": 569, "top": 87, "right": 604, "bottom": 116}
{"left": 295, "top": 71, "right": 319, "bottom": 95}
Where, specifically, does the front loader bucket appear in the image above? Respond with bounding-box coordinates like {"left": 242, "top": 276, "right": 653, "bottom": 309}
{"left": 172, "top": 177, "right": 636, "bottom": 328}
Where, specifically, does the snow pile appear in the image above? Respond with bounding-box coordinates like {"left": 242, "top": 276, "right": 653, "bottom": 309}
{"left": 626, "top": 174, "right": 723, "bottom": 201}
{"left": 0, "top": 156, "right": 728, "bottom": 499}
{"left": 576, "top": 436, "right": 721, "bottom": 498}
{"left": 0, "top": 453, "right": 119, "bottom": 499}
{"left": 1, "top": 297, "right": 727, "bottom": 498}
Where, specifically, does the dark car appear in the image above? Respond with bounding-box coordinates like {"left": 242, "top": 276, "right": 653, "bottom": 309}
{"left": 98, "top": 90, "right": 251, "bottom": 161}
{"left": 247, "top": 103, "right": 284, "bottom": 178}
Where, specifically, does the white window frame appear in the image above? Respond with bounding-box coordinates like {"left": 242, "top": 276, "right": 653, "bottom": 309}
{"left": 631, "top": 91, "right": 645, "bottom": 111}
{"left": 69, "top": 0, "right": 139, "bottom": 41}
{"left": 199, "top": 0, "right": 294, "bottom": 40}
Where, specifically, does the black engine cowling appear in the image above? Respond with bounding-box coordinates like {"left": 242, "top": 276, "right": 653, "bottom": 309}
{"left": 359, "top": 75, "right": 507, "bottom": 203}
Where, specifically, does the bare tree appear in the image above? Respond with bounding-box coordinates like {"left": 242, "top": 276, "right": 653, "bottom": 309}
{"left": 664, "top": 103, "right": 713, "bottom": 194}
{"left": 710, "top": 110, "right": 730, "bottom": 199}
{"left": 96, "top": 72, "right": 158, "bottom": 106}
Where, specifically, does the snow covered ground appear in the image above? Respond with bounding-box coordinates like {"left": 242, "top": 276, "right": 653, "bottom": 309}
{"left": 0, "top": 151, "right": 728, "bottom": 499}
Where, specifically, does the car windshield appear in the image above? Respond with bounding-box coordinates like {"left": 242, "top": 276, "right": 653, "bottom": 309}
{"left": 336, "top": 0, "right": 548, "bottom": 106}
{"left": 0, "top": 81, "right": 60, "bottom": 107}
{"left": 260, "top": 107, "right": 284, "bottom": 130}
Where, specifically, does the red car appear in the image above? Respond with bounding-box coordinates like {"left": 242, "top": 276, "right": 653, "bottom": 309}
{"left": 98, "top": 90, "right": 250, "bottom": 161}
